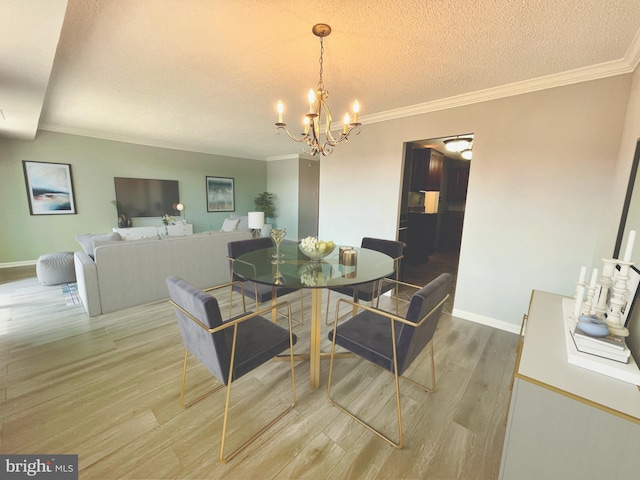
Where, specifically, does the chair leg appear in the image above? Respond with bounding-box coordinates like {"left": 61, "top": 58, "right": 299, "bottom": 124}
{"left": 327, "top": 322, "right": 404, "bottom": 449}
{"left": 399, "top": 340, "right": 436, "bottom": 393}
{"left": 325, "top": 290, "right": 332, "bottom": 325}
{"left": 219, "top": 322, "right": 297, "bottom": 463}
{"left": 180, "top": 349, "right": 224, "bottom": 409}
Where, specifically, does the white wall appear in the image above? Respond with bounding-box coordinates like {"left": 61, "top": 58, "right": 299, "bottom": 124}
{"left": 319, "top": 74, "right": 632, "bottom": 331}
{"left": 604, "top": 66, "right": 640, "bottom": 265}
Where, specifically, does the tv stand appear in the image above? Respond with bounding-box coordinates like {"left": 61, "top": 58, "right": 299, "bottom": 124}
{"left": 113, "top": 224, "right": 193, "bottom": 240}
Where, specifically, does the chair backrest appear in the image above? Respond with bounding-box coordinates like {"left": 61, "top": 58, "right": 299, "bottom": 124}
{"left": 361, "top": 237, "right": 404, "bottom": 261}
{"left": 228, "top": 237, "right": 272, "bottom": 280}
{"left": 396, "top": 273, "right": 452, "bottom": 374}
{"left": 166, "top": 275, "right": 232, "bottom": 384}
{"left": 361, "top": 237, "right": 404, "bottom": 280}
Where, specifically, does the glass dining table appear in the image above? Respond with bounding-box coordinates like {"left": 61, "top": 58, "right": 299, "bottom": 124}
{"left": 232, "top": 242, "right": 395, "bottom": 388}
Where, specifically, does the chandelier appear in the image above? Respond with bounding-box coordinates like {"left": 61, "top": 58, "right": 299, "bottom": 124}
{"left": 275, "top": 24, "right": 361, "bottom": 156}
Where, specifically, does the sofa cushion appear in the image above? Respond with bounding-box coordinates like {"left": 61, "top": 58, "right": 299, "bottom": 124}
{"left": 220, "top": 218, "right": 240, "bottom": 232}
{"left": 76, "top": 232, "right": 122, "bottom": 258}
{"left": 230, "top": 214, "right": 249, "bottom": 230}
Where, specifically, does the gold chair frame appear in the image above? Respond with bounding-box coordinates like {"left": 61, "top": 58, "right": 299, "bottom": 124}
{"left": 324, "top": 253, "right": 404, "bottom": 325}
{"left": 169, "top": 281, "right": 297, "bottom": 463}
{"left": 327, "top": 279, "right": 449, "bottom": 448}
{"left": 228, "top": 256, "right": 305, "bottom": 325}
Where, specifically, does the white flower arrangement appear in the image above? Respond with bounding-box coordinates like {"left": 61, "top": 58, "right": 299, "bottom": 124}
{"left": 161, "top": 214, "right": 175, "bottom": 226}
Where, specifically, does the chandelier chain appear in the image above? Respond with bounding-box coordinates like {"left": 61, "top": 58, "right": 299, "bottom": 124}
{"left": 318, "top": 37, "right": 324, "bottom": 90}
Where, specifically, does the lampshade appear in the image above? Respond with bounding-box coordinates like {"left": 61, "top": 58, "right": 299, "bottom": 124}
{"left": 248, "top": 211, "right": 265, "bottom": 229}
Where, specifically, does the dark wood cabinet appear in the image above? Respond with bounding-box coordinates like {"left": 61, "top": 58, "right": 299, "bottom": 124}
{"left": 410, "top": 148, "right": 443, "bottom": 192}
{"left": 406, "top": 213, "right": 437, "bottom": 263}
{"left": 439, "top": 213, "right": 464, "bottom": 251}
{"left": 447, "top": 167, "right": 469, "bottom": 201}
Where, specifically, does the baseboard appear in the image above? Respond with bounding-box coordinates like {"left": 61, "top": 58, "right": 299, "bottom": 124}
{"left": 452, "top": 308, "right": 521, "bottom": 334}
{"left": 0, "top": 260, "right": 37, "bottom": 269}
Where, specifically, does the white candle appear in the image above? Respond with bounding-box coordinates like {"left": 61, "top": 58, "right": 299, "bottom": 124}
{"left": 343, "top": 113, "right": 350, "bottom": 134}
{"left": 623, "top": 230, "right": 636, "bottom": 262}
{"left": 308, "top": 89, "right": 315, "bottom": 113}
{"left": 277, "top": 101, "right": 284, "bottom": 124}
{"left": 574, "top": 285, "right": 585, "bottom": 318}
{"left": 578, "top": 266, "right": 586, "bottom": 284}
{"left": 353, "top": 100, "right": 359, "bottom": 123}
{"left": 589, "top": 268, "right": 598, "bottom": 288}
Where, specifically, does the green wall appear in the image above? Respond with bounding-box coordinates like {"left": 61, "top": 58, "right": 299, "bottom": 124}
{"left": 0, "top": 130, "right": 266, "bottom": 264}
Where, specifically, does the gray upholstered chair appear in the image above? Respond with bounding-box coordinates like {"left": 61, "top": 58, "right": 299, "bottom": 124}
{"left": 166, "top": 275, "right": 297, "bottom": 463}
{"left": 228, "top": 237, "right": 305, "bottom": 323}
{"left": 325, "top": 237, "right": 405, "bottom": 324}
{"left": 327, "top": 273, "right": 452, "bottom": 448}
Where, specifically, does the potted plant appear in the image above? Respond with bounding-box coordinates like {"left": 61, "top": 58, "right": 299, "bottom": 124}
{"left": 254, "top": 192, "right": 276, "bottom": 236}
{"left": 112, "top": 200, "right": 132, "bottom": 228}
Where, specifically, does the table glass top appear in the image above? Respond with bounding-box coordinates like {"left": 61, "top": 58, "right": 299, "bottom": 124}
{"left": 233, "top": 243, "right": 395, "bottom": 289}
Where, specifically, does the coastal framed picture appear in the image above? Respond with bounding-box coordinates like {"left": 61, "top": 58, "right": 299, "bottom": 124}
{"left": 206, "top": 176, "right": 235, "bottom": 212}
{"left": 22, "top": 161, "right": 77, "bottom": 215}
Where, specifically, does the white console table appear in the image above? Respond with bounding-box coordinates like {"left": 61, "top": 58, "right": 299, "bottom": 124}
{"left": 113, "top": 224, "right": 193, "bottom": 240}
{"left": 499, "top": 290, "right": 640, "bottom": 480}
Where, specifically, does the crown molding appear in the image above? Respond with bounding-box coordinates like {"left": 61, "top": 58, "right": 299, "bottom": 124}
{"left": 362, "top": 55, "right": 639, "bottom": 126}
{"left": 36, "top": 124, "right": 267, "bottom": 161}
{"left": 265, "top": 153, "right": 318, "bottom": 162}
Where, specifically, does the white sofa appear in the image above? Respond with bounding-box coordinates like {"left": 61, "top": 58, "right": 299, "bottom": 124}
{"left": 74, "top": 230, "right": 252, "bottom": 316}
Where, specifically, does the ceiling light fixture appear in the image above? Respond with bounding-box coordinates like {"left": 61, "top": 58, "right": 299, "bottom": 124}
{"left": 444, "top": 136, "right": 473, "bottom": 153}
{"left": 275, "top": 24, "right": 361, "bottom": 156}
{"left": 461, "top": 149, "right": 473, "bottom": 160}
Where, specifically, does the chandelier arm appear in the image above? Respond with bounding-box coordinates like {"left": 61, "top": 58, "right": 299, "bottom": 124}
{"left": 276, "top": 125, "right": 310, "bottom": 143}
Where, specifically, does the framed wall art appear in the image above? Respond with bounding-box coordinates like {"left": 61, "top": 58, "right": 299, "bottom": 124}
{"left": 206, "top": 176, "right": 235, "bottom": 212}
{"left": 22, "top": 161, "right": 77, "bottom": 215}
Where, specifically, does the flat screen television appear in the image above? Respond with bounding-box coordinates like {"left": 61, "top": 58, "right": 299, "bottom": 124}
{"left": 114, "top": 177, "right": 180, "bottom": 218}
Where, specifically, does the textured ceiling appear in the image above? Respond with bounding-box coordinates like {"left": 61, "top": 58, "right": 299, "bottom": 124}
{"left": 2, "top": 0, "right": 640, "bottom": 159}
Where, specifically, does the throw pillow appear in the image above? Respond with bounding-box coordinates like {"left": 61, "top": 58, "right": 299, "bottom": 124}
{"left": 75, "top": 232, "right": 122, "bottom": 258}
{"left": 220, "top": 218, "right": 240, "bottom": 232}
{"left": 230, "top": 214, "right": 249, "bottom": 230}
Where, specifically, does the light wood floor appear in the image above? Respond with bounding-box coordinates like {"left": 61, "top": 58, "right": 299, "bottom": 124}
{"left": 0, "top": 266, "right": 517, "bottom": 479}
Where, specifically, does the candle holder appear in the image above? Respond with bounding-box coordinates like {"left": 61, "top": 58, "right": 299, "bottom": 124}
{"left": 582, "top": 283, "right": 598, "bottom": 316}
{"left": 606, "top": 260, "right": 633, "bottom": 336}
{"left": 594, "top": 258, "right": 616, "bottom": 320}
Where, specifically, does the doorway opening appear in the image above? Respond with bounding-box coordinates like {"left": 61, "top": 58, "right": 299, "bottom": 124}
{"left": 398, "top": 134, "right": 472, "bottom": 293}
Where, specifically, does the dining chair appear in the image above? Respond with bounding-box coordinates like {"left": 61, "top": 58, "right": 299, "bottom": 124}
{"left": 325, "top": 237, "right": 405, "bottom": 324}
{"left": 228, "top": 237, "right": 305, "bottom": 324}
{"left": 327, "top": 273, "right": 452, "bottom": 448}
{"left": 166, "top": 275, "right": 297, "bottom": 463}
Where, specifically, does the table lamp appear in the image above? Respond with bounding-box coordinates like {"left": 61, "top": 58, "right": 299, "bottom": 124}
{"left": 248, "top": 211, "right": 265, "bottom": 238}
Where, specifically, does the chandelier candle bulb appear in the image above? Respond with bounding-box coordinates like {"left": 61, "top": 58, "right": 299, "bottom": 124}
{"left": 353, "top": 100, "right": 359, "bottom": 123}
{"left": 343, "top": 114, "right": 350, "bottom": 134}
{"left": 308, "top": 89, "right": 315, "bottom": 112}
{"left": 623, "top": 229, "right": 636, "bottom": 262}
{"left": 277, "top": 101, "right": 284, "bottom": 124}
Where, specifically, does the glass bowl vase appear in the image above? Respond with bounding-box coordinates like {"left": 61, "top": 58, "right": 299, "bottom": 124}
{"left": 298, "top": 243, "right": 335, "bottom": 260}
